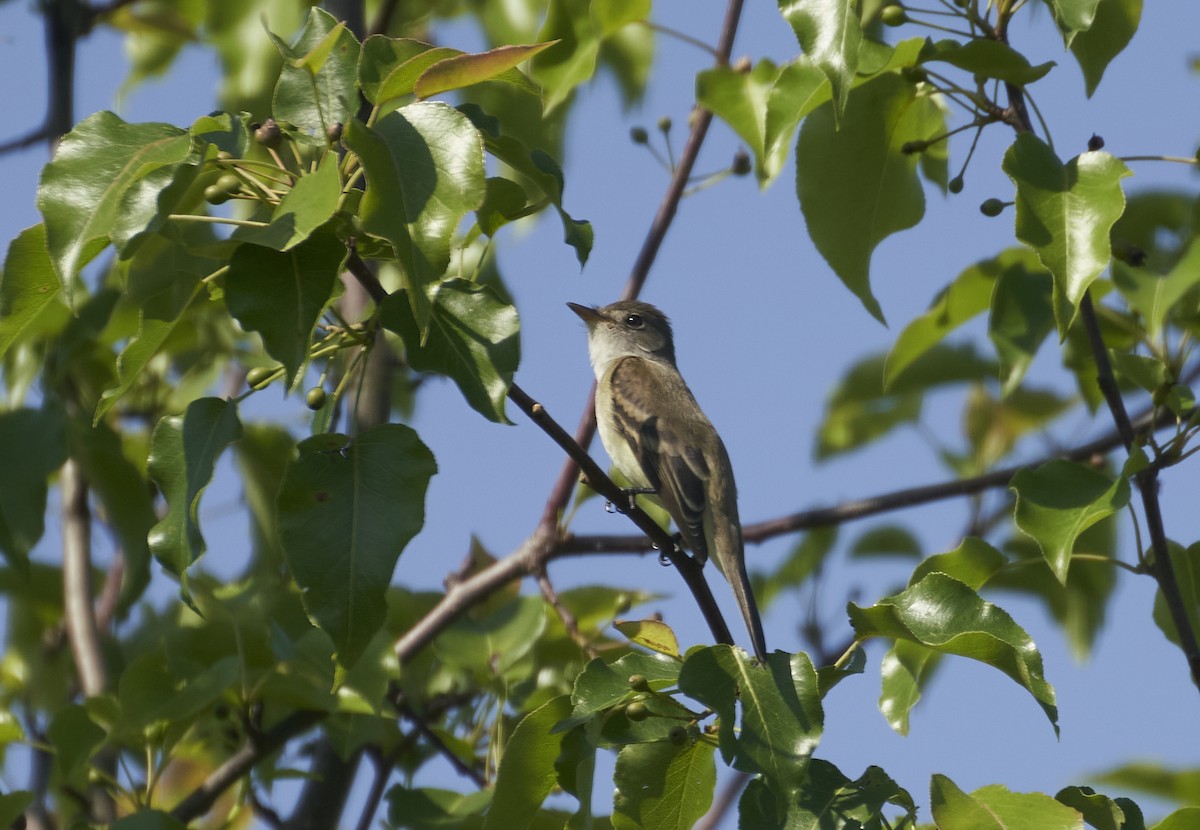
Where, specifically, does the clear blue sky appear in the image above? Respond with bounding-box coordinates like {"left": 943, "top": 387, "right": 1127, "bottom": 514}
{"left": 1, "top": 1, "right": 1198, "bottom": 825}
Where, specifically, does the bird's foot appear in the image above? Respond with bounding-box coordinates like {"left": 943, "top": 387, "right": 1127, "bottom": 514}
{"left": 604, "top": 486, "right": 657, "bottom": 515}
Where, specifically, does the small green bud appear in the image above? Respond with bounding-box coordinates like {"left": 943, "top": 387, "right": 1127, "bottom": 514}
{"left": 948, "top": 175, "right": 964, "bottom": 194}
{"left": 881, "top": 5, "right": 907, "bottom": 26}
{"left": 216, "top": 173, "right": 242, "bottom": 194}
{"left": 900, "top": 140, "right": 927, "bottom": 155}
{"left": 625, "top": 701, "right": 649, "bottom": 721}
{"left": 630, "top": 126, "right": 649, "bottom": 145}
{"left": 254, "top": 118, "right": 282, "bottom": 148}
{"left": 656, "top": 115, "right": 672, "bottom": 133}
{"left": 628, "top": 674, "right": 651, "bottom": 692}
{"left": 204, "top": 184, "right": 231, "bottom": 205}
{"left": 306, "top": 387, "right": 328, "bottom": 410}
{"left": 246, "top": 367, "right": 275, "bottom": 389}
{"left": 731, "top": 149, "right": 752, "bottom": 176}
{"left": 216, "top": 150, "right": 234, "bottom": 161}
{"left": 980, "top": 198, "right": 1006, "bottom": 217}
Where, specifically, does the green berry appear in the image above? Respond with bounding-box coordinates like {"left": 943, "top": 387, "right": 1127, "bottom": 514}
{"left": 628, "top": 674, "right": 651, "bottom": 692}
{"left": 327, "top": 122, "right": 344, "bottom": 144}
{"left": 980, "top": 198, "right": 1006, "bottom": 217}
{"left": 204, "top": 184, "right": 231, "bottom": 205}
{"left": 656, "top": 115, "right": 672, "bottom": 133}
{"left": 948, "top": 175, "right": 964, "bottom": 194}
{"left": 625, "top": 701, "right": 649, "bottom": 721}
{"left": 216, "top": 150, "right": 234, "bottom": 161}
{"left": 246, "top": 367, "right": 275, "bottom": 389}
{"left": 254, "top": 118, "right": 282, "bottom": 148}
{"left": 731, "top": 149, "right": 752, "bottom": 176}
{"left": 881, "top": 5, "right": 907, "bottom": 26}
{"left": 305, "top": 387, "right": 328, "bottom": 410}
{"left": 630, "top": 126, "right": 649, "bottom": 145}
{"left": 216, "top": 173, "right": 242, "bottom": 194}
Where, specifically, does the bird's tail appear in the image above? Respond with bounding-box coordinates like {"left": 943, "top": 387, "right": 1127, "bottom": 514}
{"left": 727, "top": 547, "right": 768, "bottom": 662}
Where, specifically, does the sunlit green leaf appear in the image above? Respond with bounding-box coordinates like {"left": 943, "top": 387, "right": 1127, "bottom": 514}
{"left": 483, "top": 695, "right": 573, "bottom": 830}
{"left": 778, "top": 0, "right": 861, "bottom": 123}
{"left": 231, "top": 153, "right": 342, "bottom": 250}
{"left": 926, "top": 39, "right": 1055, "bottom": 84}
{"left": 277, "top": 425, "right": 436, "bottom": 667}
{"left": 612, "top": 739, "right": 715, "bottom": 830}
{"left": 0, "top": 406, "right": 67, "bottom": 567}
{"left": 435, "top": 596, "right": 546, "bottom": 676}
{"left": 0, "top": 224, "right": 64, "bottom": 359}
{"left": 614, "top": 619, "right": 680, "bottom": 657}
{"left": 530, "top": 0, "right": 599, "bottom": 112}
{"left": 269, "top": 6, "right": 360, "bottom": 137}
{"left": 415, "top": 42, "right": 555, "bottom": 99}
{"left": 932, "top": 775, "right": 1084, "bottom": 830}
{"left": 1043, "top": 0, "right": 1102, "bottom": 46}
{"left": 1069, "top": 0, "right": 1142, "bottom": 96}
{"left": 1152, "top": 542, "right": 1200, "bottom": 655}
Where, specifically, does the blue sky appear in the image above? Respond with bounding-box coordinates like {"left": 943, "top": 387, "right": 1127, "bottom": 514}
{"left": 1, "top": 1, "right": 1199, "bottom": 825}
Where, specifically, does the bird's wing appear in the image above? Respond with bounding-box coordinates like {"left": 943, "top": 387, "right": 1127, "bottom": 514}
{"left": 607, "top": 356, "right": 712, "bottom": 560}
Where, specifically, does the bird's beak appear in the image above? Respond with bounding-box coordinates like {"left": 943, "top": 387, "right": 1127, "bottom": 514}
{"left": 567, "top": 302, "right": 603, "bottom": 326}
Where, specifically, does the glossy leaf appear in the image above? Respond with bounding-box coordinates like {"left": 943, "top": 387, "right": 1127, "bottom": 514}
{"left": 1152, "top": 542, "right": 1200, "bottom": 654}
{"left": 741, "top": 759, "right": 916, "bottom": 829}
{"left": 778, "top": 0, "right": 861, "bottom": 123}
{"left": 1044, "top": 0, "right": 1102, "bottom": 46}
{"left": 797, "top": 73, "right": 928, "bottom": 323}
{"left": 988, "top": 251, "right": 1056, "bottom": 394}
{"left": 1069, "top": 0, "right": 1142, "bottom": 96}
{"left": 379, "top": 280, "right": 520, "bottom": 423}
{"left": 926, "top": 39, "right": 1055, "bottom": 85}
{"left": 0, "top": 406, "right": 67, "bottom": 566}
{"left": 910, "top": 537, "right": 1007, "bottom": 591}
{"left": 37, "top": 111, "right": 198, "bottom": 288}
{"left": 1002, "top": 133, "right": 1131, "bottom": 336}
{"left": 0, "top": 224, "right": 63, "bottom": 359}
{"left": 556, "top": 653, "right": 683, "bottom": 734}
{"left": 359, "top": 37, "right": 443, "bottom": 105}
{"left": 614, "top": 619, "right": 680, "bottom": 657}
{"left": 232, "top": 152, "right": 342, "bottom": 250}
{"left": 1011, "top": 460, "right": 1129, "bottom": 585}
{"left": 147, "top": 398, "right": 242, "bottom": 576}
{"left": 1154, "top": 808, "right": 1200, "bottom": 830}
{"left": 343, "top": 104, "right": 486, "bottom": 332}
{"left": 678, "top": 647, "right": 823, "bottom": 805}
{"left": 932, "top": 775, "right": 1084, "bottom": 829}
{"left": 849, "top": 573, "right": 1059, "bottom": 732}
{"left": 879, "top": 639, "right": 941, "bottom": 736}
{"left": 530, "top": 0, "right": 599, "bottom": 112}
{"left": 612, "top": 739, "right": 715, "bottom": 830}
{"left": 277, "top": 425, "right": 436, "bottom": 667}
{"left": 415, "top": 42, "right": 554, "bottom": 99}
{"left": 225, "top": 229, "right": 344, "bottom": 384}
{"left": 697, "top": 58, "right": 828, "bottom": 187}
{"left": 270, "top": 7, "right": 360, "bottom": 137}
{"left": 1114, "top": 238, "right": 1200, "bottom": 341}
{"left": 483, "top": 694, "right": 573, "bottom": 830}
{"left": 1055, "top": 786, "right": 1137, "bottom": 830}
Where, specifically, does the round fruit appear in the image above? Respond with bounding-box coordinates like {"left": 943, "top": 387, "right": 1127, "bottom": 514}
{"left": 204, "top": 185, "right": 230, "bottom": 205}
{"left": 980, "top": 198, "right": 1006, "bottom": 217}
{"left": 306, "top": 387, "right": 328, "bottom": 410}
{"left": 948, "top": 175, "right": 964, "bottom": 194}
{"left": 216, "top": 173, "right": 242, "bottom": 194}
{"left": 246, "top": 367, "right": 275, "bottom": 388}
{"left": 881, "top": 5, "right": 907, "bottom": 26}
{"left": 625, "top": 701, "right": 649, "bottom": 721}
{"left": 254, "top": 118, "right": 282, "bottom": 148}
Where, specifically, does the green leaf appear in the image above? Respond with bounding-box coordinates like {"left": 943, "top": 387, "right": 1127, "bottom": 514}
{"left": 910, "top": 536, "right": 1007, "bottom": 590}
{"left": 988, "top": 250, "right": 1056, "bottom": 394}
{"left": 48, "top": 704, "right": 105, "bottom": 778}
{"left": 147, "top": 397, "right": 243, "bottom": 576}
{"left": 778, "top": 0, "right": 861, "bottom": 123}
{"left": 37, "top": 111, "right": 198, "bottom": 289}
{"left": 232, "top": 152, "right": 342, "bottom": 250}
{"left": 0, "top": 406, "right": 67, "bottom": 567}
{"left": 415, "top": 42, "right": 555, "bottom": 99}
{"left": 277, "top": 425, "right": 436, "bottom": 667}
{"left": 1069, "top": 0, "right": 1142, "bottom": 96}
{"left": 796, "top": 73, "right": 928, "bottom": 323}
{"left": 68, "top": 419, "right": 155, "bottom": 609}
{"left": 1055, "top": 786, "right": 1134, "bottom": 830}
{"left": 1154, "top": 808, "right": 1200, "bottom": 830}
{"left": 234, "top": 424, "right": 294, "bottom": 568}
{"left": 757, "top": 527, "right": 837, "bottom": 608}
{"left": 932, "top": 775, "right": 1085, "bottom": 830}
{"left": 95, "top": 224, "right": 218, "bottom": 419}
{"left": 1093, "top": 763, "right": 1200, "bottom": 807}
{"left": 380, "top": 280, "right": 520, "bottom": 424}
{"left": 1010, "top": 460, "right": 1130, "bottom": 585}
{"left": 885, "top": 254, "right": 998, "bottom": 388}
{"left": 434, "top": 596, "right": 547, "bottom": 677}
{"left": 879, "top": 639, "right": 941, "bottom": 736}
{"left": 742, "top": 759, "right": 916, "bottom": 829}
{"left": 483, "top": 695, "right": 573, "bottom": 830}
{"left": 612, "top": 739, "right": 716, "bottom": 830}
{"left": 343, "top": 104, "right": 486, "bottom": 332}
{"left": 697, "top": 58, "right": 828, "bottom": 187}
{"left": 110, "top": 810, "right": 187, "bottom": 830}
{"left": 1114, "top": 237, "right": 1200, "bottom": 341}
{"left": 849, "top": 525, "right": 921, "bottom": 559}
{"left": 1152, "top": 542, "right": 1200, "bottom": 654}
{"left": 0, "top": 224, "right": 64, "bottom": 359}
{"left": 1002, "top": 133, "right": 1131, "bottom": 337}
{"left": 1043, "top": 0, "right": 1102, "bottom": 46}
{"left": 614, "top": 619, "right": 680, "bottom": 657}
{"left": 926, "top": 39, "right": 1055, "bottom": 85}
{"left": 386, "top": 787, "right": 492, "bottom": 830}
{"left": 358, "top": 37, "right": 440, "bottom": 106}
{"left": 457, "top": 103, "right": 593, "bottom": 267}
{"left": 0, "top": 793, "right": 32, "bottom": 828}
{"left": 678, "top": 647, "right": 823, "bottom": 806}
{"left": 530, "top": 0, "right": 600, "bottom": 112}
{"left": 270, "top": 6, "right": 360, "bottom": 137}
{"left": 477, "top": 176, "right": 532, "bottom": 236}
{"left": 849, "top": 573, "right": 1059, "bottom": 733}
{"left": 556, "top": 654, "right": 682, "bottom": 734}
{"left": 119, "top": 650, "right": 240, "bottom": 729}
{"left": 225, "top": 228, "right": 344, "bottom": 384}
{"left": 1109, "top": 351, "right": 1169, "bottom": 393}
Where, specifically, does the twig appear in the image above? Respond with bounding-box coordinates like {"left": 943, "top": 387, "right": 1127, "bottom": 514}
{"left": 61, "top": 459, "right": 106, "bottom": 696}
{"left": 0, "top": 124, "right": 52, "bottom": 155}
{"left": 397, "top": 702, "right": 486, "bottom": 787}
{"left": 536, "top": 567, "right": 598, "bottom": 658}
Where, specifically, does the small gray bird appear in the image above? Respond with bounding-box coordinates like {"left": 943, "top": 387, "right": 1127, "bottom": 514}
{"left": 568, "top": 300, "right": 768, "bottom": 661}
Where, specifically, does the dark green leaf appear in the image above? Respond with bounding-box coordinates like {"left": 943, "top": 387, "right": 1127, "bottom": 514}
{"left": 0, "top": 224, "right": 64, "bottom": 359}
{"left": 109, "top": 811, "right": 187, "bottom": 830}
{"left": 932, "top": 776, "right": 1086, "bottom": 829}
{"left": 0, "top": 793, "right": 32, "bottom": 828}
{"left": 530, "top": 0, "right": 600, "bottom": 112}
{"left": 1010, "top": 460, "right": 1129, "bottom": 584}
{"left": 380, "top": 280, "right": 520, "bottom": 423}
{"left": 415, "top": 42, "right": 554, "bottom": 100}
{"left": 1109, "top": 351, "right": 1169, "bottom": 394}
{"left": 1043, "top": 0, "right": 1102, "bottom": 46}
{"left": 612, "top": 739, "right": 715, "bottom": 830}
{"left": 434, "top": 596, "right": 546, "bottom": 676}
{"left": 147, "top": 397, "right": 243, "bottom": 575}
{"left": 1069, "top": 0, "right": 1142, "bottom": 96}
{"left": 926, "top": 39, "right": 1055, "bottom": 84}
{"left": 37, "top": 111, "right": 198, "bottom": 289}
{"left": 849, "top": 525, "right": 922, "bottom": 559}
{"left": 48, "top": 704, "right": 105, "bottom": 779}
{"left": 483, "top": 695, "right": 573, "bottom": 830}
{"left": 988, "top": 250, "right": 1056, "bottom": 394}
{"left": 1002, "top": 133, "right": 1131, "bottom": 336}
{"left": 743, "top": 759, "right": 916, "bottom": 829}
{"left": 1153, "top": 542, "right": 1200, "bottom": 654}
{"left": 0, "top": 406, "right": 67, "bottom": 567}
{"left": 270, "top": 7, "right": 360, "bottom": 137}
{"left": 797, "top": 73, "right": 928, "bottom": 323}
{"left": 678, "top": 647, "right": 822, "bottom": 805}
{"left": 778, "top": 0, "right": 861, "bottom": 123}
{"left": 232, "top": 152, "right": 342, "bottom": 250}
{"left": 477, "top": 176, "right": 532, "bottom": 236}
{"left": 234, "top": 424, "right": 294, "bottom": 569}
{"left": 386, "top": 787, "right": 491, "bottom": 830}
{"left": 277, "top": 425, "right": 436, "bottom": 667}
{"left": 1055, "top": 786, "right": 1133, "bottom": 830}
{"left": 225, "top": 228, "right": 345, "bottom": 384}
{"left": 343, "top": 104, "right": 486, "bottom": 332}
{"left": 849, "top": 573, "right": 1059, "bottom": 732}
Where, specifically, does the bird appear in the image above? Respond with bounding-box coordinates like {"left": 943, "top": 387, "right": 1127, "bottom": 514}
{"left": 568, "top": 300, "right": 768, "bottom": 661}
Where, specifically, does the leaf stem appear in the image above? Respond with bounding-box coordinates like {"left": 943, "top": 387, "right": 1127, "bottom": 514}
{"left": 1118, "top": 155, "right": 1198, "bottom": 165}
{"left": 167, "top": 214, "right": 269, "bottom": 229}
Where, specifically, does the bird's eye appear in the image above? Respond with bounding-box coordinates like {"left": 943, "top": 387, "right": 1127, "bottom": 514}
{"left": 625, "top": 314, "right": 643, "bottom": 329}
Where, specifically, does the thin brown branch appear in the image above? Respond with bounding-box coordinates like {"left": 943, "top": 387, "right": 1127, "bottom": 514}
{"left": 397, "top": 702, "right": 486, "bottom": 787}
{"left": 537, "top": 567, "right": 598, "bottom": 659}
{"left": 0, "top": 125, "right": 52, "bottom": 156}
{"left": 61, "top": 459, "right": 106, "bottom": 696}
